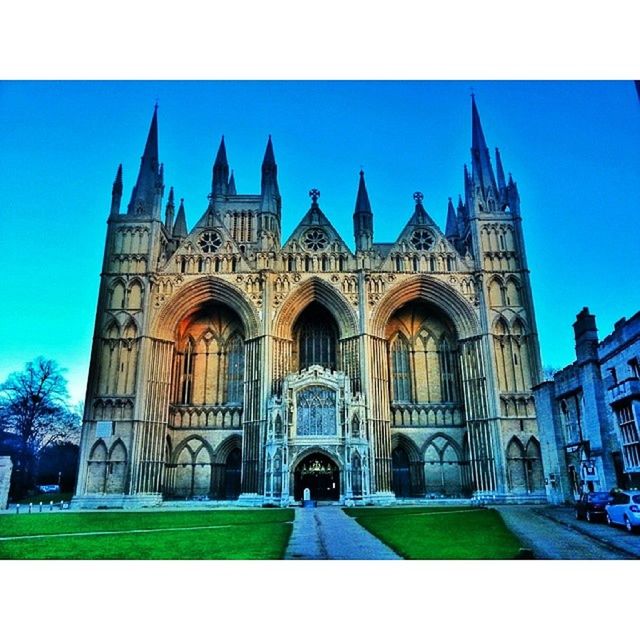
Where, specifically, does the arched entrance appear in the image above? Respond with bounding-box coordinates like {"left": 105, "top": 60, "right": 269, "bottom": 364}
{"left": 392, "top": 447, "right": 411, "bottom": 497}
{"left": 224, "top": 448, "right": 242, "bottom": 499}
{"left": 294, "top": 452, "right": 340, "bottom": 501}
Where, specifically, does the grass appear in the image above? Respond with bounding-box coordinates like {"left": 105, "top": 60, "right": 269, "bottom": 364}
{"left": 343, "top": 506, "right": 524, "bottom": 559}
{"left": 0, "top": 509, "right": 294, "bottom": 560}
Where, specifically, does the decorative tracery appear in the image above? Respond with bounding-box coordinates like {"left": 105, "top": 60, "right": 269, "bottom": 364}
{"left": 296, "top": 385, "right": 337, "bottom": 436}
{"left": 303, "top": 228, "right": 329, "bottom": 252}
{"left": 198, "top": 230, "right": 222, "bottom": 253}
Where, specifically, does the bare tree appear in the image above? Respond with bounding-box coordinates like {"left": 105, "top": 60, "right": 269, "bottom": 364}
{"left": 0, "top": 358, "right": 81, "bottom": 495}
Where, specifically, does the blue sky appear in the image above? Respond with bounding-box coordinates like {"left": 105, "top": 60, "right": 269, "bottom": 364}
{"left": 1, "top": 80, "right": 639, "bottom": 402}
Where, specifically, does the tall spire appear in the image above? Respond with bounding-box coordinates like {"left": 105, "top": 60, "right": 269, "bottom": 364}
{"left": 110, "top": 164, "right": 123, "bottom": 218}
{"left": 173, "top": 198, "right": 188, "bottom": 239}
{"left": 470, "top": 96, "right": 497, "bottom": 198}
{"left": 353, "top": 170, "right": 374, "bottom": 251}
{"left": 164, "top": 186, "right": 175, "bottom": 231}
{"left": 127, "top": 105, "right": 163, "bottom": 219}
{"left": 211, "top": 136, "right": 229, "bottom": 197}
{"left": 260, "top": 135, "right": 280, "bottom": 215}
{"left": 495, "top": 147, "right": 507, "bottom": 192}
{"left": 445, "top": 197, "right": 459, "bottom": 240}
{"left": 228, "top": 171, "right": 237, "bottom": 196}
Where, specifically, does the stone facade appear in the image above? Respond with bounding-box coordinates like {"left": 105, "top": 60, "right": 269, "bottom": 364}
{"left": 0, "top": 456, "right": 13, "bottom": 509}
{"left": 535, "top": 308, "right": 640, "bottom": 504}
{"left": 73, "top": 98, "right": 546, "bottom": 508}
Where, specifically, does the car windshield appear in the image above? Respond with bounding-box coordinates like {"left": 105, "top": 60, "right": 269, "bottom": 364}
{"left": 633, "top": 495, "right": 640, "bottom": 504}
{"left": 589, "top": 492, "right": 610, "bottom": 500}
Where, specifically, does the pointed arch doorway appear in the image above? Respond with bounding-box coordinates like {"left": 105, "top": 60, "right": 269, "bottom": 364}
{"left": 294, "top": 452, "right": 340, "bottom": 501}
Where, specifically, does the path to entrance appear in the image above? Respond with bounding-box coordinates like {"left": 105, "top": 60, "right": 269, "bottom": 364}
{"left": 285, "top": 506, "right": 401, "bottom": 560}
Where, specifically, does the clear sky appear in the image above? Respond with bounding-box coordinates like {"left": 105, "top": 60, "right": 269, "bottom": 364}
{"left": 1, "top": 80, "right": 639, "bottom": 402}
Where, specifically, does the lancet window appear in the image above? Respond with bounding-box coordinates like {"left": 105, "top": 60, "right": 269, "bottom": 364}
{"left": 386, "top": 302, "right": 461, "bottom": 406}
{"left": 293, "top": 304, "right": 338, "bottom": 372}
{"left": 390, "top": 334, "right": 412, "bottom": 403}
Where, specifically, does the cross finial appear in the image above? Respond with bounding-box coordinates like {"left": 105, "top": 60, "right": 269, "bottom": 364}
{"left": 413, "top": 191, "right": 424, "bottom": 204}
{"left": 309, "top": 188, "right": 320, "bottom": 205}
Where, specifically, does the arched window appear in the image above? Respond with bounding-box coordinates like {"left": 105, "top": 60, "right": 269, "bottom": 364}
{"left": 296, "top": 386, "right": 337, "bottom": 436}
{"left": 226, "top": 334, "right": 244, "bottom": 404}
{"left": 295, "top": 304, "right": 338, "bottom": 371}
{"left": 180, "top": 339, "right": 195, "bottom": 404}
{"left": 439, "top": 337, "right": 457, "bottom": 402}
{"left": 390, "top": 333, "right": 412, "bottom": 403}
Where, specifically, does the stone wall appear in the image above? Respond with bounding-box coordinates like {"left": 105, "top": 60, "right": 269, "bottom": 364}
{"left": 0, "top": 456, "right": 13, "bottom": 509}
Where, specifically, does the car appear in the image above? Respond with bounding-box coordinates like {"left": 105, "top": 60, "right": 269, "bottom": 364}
{"left": 575, "top": 491, "right": 611, "bottom": 523}
{"left": 605, "top": 489, "right": 640, "bottom": 533}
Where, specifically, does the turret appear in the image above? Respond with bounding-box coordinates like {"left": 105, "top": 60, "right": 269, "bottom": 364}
{"left": 445, "top": 197, "right": 459, "bottom": 244}
{"left": 173, "top": 198, "right": 188, "bottom": 239}
{"left": 211, "top": 136, "right": 229, "bottom": 197}
{"left": 110, "top": 164, "right": 123, "bottom": 218}
{"left": 228, "top": 171, "right": 237, "bottom": 196}
{"left": 353, "top": 170, "right": 373, "bottom": 251}
{"left": 574, "top": 307, "right": 599, "bottom": 363}
{"left": 126, "top": 106, "right": 164, "bottom": 219}
{"left": 258, "top": 135, "right": 281, "bottom": 246}
{"left": 164, "top": 186, "right": 175, "bottom": 233}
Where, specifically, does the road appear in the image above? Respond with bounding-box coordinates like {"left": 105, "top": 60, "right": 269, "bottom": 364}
{"left": 496, "top": 505, "right": 640, "bottom": 559}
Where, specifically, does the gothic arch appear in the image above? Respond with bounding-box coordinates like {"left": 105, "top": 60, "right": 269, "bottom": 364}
{"left": 213, "top": 434, "right": 243, "bottom": 464}
{"left": 272, "top": 276, "right": 359, "bottom": 340}
{"left": 506, "top": 436, "right": 527, "bottom": 493}
{"left": 152, "top": 276, "right": 260, "bottom": 340}
{"left": 127, "top": 279, "right": 144, "bottom": 309}
{"left": 289, "top": 446, "right": 343, "bottom": 471}
{"left": 423, "top": 433, "right": 465, "bottom": 496}
{"left": 370, "top": 274, "right": 479, "bottom": 339}
{"left": 421, "top": 432, "right": 464, "bottom": 459}
{"left": 391, "top": 433, "right": 424, "bottom": 497}
{"left": 86, "top": 439, "right": 108, "bottom": 493}
{"left": 172, "top": 434, "right": 215, "bottom": 465}
{"left": 505, "top": 276, "right": 522, "bottom": 307}
{"left": 391, "top": 433, "right": 422, "bottom": 463}
{"left": 488, "top": 276, "right": 504, "bottom": 307}
{"left": 525, "top": 436, "right": 544, "bottom": 492}
{"left": 108, "top": 279, "right": 127, "bottom": 309}
{"left": 106, "top": 439, "right": 128, "bottom": 493}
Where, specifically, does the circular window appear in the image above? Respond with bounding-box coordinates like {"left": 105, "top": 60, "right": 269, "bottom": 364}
{"left": 198, "top": 231, "right": 222, "bottom": 254}
{"left": 410, "top": 229, "right": 434, "bottom": 251}
{"left": 303, "top": 228, "right": 328, "bottom": 252}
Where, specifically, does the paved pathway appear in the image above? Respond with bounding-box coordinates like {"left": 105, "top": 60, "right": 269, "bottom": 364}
{"left": 496, "top": 506, "right": 640, "bottom": 560}
{"left": 285, "top": 506, "right": 401, "bottom": 560}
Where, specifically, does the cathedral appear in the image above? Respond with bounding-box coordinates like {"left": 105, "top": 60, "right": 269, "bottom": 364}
{"left": 73, "top": 97, "right": 547, "bottom": 508}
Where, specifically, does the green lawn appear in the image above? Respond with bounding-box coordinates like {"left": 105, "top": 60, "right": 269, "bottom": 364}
{"left": 343, "top": 506, "right": 524, "bottom": 559}
{"left": 0, "top": 509, "right": 294, "bottom": 560}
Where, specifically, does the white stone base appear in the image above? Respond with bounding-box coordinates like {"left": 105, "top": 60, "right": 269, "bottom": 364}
{"left": 367, "top": 491, "right": 397, "bottom": 506}
{"left": 71, "top": 493, "right": 163, "bottom": 510}
{"left": 236, "top": 493, "right": 265, "bottom": 507}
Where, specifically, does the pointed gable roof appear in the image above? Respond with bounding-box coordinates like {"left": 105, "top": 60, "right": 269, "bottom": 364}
{"left": 282, "top": 189, "right": 353, "bottom": 256}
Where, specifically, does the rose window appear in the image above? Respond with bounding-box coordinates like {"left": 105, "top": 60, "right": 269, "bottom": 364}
{"left": 303, "top": 228, "right": 328, "bottom": 252}
{"left": 198, "top": 231, "right": 222, "bottom": 253}
{"left": 410, "top": 229, "right": 434, "bottom": 251}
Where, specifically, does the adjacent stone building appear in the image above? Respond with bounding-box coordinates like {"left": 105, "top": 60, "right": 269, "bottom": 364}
{"left": 535, "top": 308, "right": 640, "bottom": 504}
{"left": 73, "top": 98, "right": 546, "bottom": 508}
